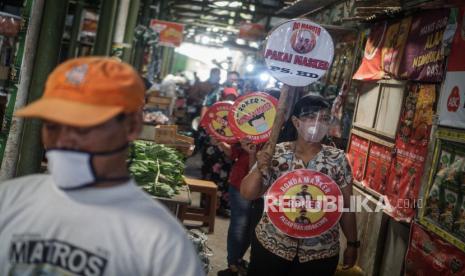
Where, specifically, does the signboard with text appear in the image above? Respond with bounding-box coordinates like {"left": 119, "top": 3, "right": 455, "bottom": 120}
{"left": 264, "top": 19, "right": 334, "bottom": 87}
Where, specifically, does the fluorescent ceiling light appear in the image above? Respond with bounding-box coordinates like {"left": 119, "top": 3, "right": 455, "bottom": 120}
{"left": 229, "top": 1, "right": 242, "bottom": 8}
{"left": 246, "top": 64, "right": 254, "bottom": 72}
{"left": 249, "top": 4, "right": 255, "bottom": 11}
{"left": 240, "top": 13, "right": 252, "bottom": 20}
{"left": 236, "top": 38, "right": 245, "bottom": 45}
{"left": 260, "top": 72, "right": 270, "bottom": 81}
{"left": 214, "top": 1, "right": 228, "bottom": 7}
{"left": 249, "top": 41, "right": 259, "bottom": 48}
{"left": 201, "top": 36, "right": 210, "bottom": 44}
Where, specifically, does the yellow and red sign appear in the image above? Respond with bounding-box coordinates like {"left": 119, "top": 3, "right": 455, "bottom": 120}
{"left": 150, "top": 19, "right": 184, "bottom": 47}
{"left": 228, "top": 92, "right": 278, "bottom": 144}
{"left": 265, "top": 169, "right": 343, "bottom": 238}
{"left": 201, "top": 101, "right": 239, "bottom": 144}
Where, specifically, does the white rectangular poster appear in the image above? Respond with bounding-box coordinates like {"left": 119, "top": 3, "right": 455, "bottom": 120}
{"left": 438, "top": 71, "right": 465, "bottom": 129}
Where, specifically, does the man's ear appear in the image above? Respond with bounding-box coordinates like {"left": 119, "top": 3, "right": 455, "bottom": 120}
{"left": 126, "top": 110, "right": 143, "bottom": 141}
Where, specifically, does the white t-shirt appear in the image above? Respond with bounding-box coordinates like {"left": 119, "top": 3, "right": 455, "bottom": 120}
{"left": 0, "top": 174, "right": 204, "bottom": 276}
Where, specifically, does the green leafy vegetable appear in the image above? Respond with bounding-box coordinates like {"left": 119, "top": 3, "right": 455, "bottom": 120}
{"left": 129, "top": 141, "right": 185, "bottom": 198}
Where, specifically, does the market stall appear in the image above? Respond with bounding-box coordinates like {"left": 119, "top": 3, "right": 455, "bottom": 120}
{"left": 345, "top": 4, "right": 465, "bottom": 275}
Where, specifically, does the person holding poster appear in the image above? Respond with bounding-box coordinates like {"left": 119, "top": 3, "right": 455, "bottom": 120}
{"left": 201, "top": 88, "right": 240, "bottom": 216}
{"left": 214, "top": 138, "right": 259, "bottom": 276}
{"left": 241, "top": 95, "right": 358, "bottom": 275}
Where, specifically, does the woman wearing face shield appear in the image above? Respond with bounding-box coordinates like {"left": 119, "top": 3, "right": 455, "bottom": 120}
{"left": 241, "top": 95, "right": 358, "bottom": 276}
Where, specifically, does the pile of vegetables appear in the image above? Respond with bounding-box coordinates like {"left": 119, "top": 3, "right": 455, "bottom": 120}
{"left": 129, "top": 141, "right": 185, "bottom": 198}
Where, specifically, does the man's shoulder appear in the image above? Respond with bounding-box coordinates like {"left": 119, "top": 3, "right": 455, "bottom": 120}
{"left": 122, "top": 185, "right": 186, "bottom": 230}
{"left": 0, "top": 174, "right": 50, "bottom": 191}
{"left": 0, "top": 174, "right": 50, "bottom": 208}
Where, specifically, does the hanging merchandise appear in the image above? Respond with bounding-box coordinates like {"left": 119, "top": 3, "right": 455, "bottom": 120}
{"left": 352, "top": 22, "right": 387, "bottom": 81}
{"left": 348, "top": 134, "right": 369, "bottom": 182}
{"left": 363, "top": 143, "right": 392, "bottom": 195}
{"left": 200, "top": 101, "right": 239, "bottom": 144}
{"left": 263, "top": 19, "right": 334, "bottom": 87}
{"left": 238, "top": 23, "right": 265, "bottom": 41}
{"left": 265, "top": 169, "right": 343, "bottom": 238}
{"left": 405, "top": 222, "right": 465, "bottom": 275}
{"left": 0, "top": 12, "right": 21, "bottom": 37}
{"left": 420, "top": 128, "right": 465, "bottom": 251}
{"left": 398, "top": 9, "right": 450, "bottom": 82}
{"left": 385, "top": 84, "right": 435, "bottom": 222}
{"left": 381, "top": 17, "right": 412, "bottom": 77}
{"left": 228, "top": 92, "right": 278, "bottom": 144}
{"left": 149, "top": 20, "right": 184, "bottom": 48}
{"left": 439, "top": 7, "right": 465, "bottom": 130}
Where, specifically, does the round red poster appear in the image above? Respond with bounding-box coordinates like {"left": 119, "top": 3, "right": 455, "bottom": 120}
{"left": 228, "top": 92, "right": 278, "bottom": 144}
{"left": 200, "top": 101, "right": 239, "bottom": 143}
{"left": 265, "top": 169, "right": 343, "bottom": 238}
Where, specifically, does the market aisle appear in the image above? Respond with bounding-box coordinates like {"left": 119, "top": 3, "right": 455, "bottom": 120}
{"left": 184, "top": 152, "right": 229, "bottom": 275}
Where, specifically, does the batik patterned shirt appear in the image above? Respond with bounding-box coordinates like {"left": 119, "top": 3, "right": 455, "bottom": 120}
{"left": 255, "top": 142, "right": 353, "bottom": 262}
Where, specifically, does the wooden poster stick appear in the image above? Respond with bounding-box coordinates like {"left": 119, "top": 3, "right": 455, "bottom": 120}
{"left": 259, "top": 84, "right": 292, "bottom": 176}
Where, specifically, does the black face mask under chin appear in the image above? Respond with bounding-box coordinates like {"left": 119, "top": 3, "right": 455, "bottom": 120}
{"left": 46, "top": 143, "right": 130, "bottom": 190}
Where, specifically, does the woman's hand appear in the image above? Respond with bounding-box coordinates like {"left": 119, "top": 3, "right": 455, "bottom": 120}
{"left": 343, "top": 246, "right": 358, "bottom": 269}
{"left": 210, "top": 137, "right": 219, "bottom": 146}
{"left": 240, "top": 138, "right": 257, "bottom": 155}
{"left": 256, "top": 145, "right": 272, "bottom": 173}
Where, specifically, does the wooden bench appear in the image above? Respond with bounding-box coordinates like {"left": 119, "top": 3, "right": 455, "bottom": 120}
{"left": 179, "top": 177, "right": 217, "bottom": 233}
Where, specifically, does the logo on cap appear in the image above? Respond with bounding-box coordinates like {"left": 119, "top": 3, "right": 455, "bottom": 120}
{"left": 66, "top": 64, "right": 88, "bottom": 85}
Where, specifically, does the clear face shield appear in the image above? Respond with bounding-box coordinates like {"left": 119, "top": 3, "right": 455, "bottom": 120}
{"left": 297, "top": 108, "right": 334, "bottom": 143}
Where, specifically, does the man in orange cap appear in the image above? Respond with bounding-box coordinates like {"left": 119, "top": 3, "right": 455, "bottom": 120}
{"left": 0, "top": 57, "right": 204, "bottom": 275}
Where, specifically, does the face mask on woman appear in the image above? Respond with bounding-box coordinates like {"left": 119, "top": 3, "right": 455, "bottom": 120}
{"left": 296, "top": 112, "right": 330, "bottom": 143}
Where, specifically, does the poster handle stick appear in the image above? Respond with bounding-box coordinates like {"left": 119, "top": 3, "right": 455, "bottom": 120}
{"left": 259, "top": 84, "right": 291, "bottom": 176}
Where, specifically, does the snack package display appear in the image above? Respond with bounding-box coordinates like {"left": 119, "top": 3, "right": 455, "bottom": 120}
{"left": 455, "top": 199, "right": 465, "bottom": 240}
{"left": 421, "top": 140, "right": 465, "bottom": 245}
{"left": 362, "top": 142, "right": 392, "bottom": 194}
{"left": 405, "top": 222, "right": 465, "bottom": 276}
{"left": 425, "top": 183, "right": 441, "bottom": 222}
{"left": 348, "top": 134, "right": 369, "bottom": 182}
{"left": 440, "top": 187, "right": 459, "bottom": 232}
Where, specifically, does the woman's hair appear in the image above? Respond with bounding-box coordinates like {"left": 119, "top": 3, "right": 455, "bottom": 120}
{"left": 278, "top": 95, "right": 331, "bottom": 143}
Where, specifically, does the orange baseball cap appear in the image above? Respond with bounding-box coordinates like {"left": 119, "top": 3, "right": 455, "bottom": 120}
{"left": 15, "top": 57, "right": 145, "bottom": 127}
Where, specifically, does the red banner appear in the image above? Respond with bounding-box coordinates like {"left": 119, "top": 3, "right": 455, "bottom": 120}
{"left": 238, "top": 23, "right": 265, "bottom": 41}
{"left": 353, "top": 22, "right": 387, "bottom": 81}
{"left": 405, "top": 222, "right": 465, "bottom": 276}
{"left": 447, "top": 7, "right": 465, "bottom": 72}
{"left": 385, "top": 84, "right": 435, "bottom": 221}
{"left": 150, "top": 20, "right": 184, "bottom": 47}
{"left": 398, "top": 9, "right": 450, "bottom": 82}
{"left": 348, "top": 135, "right": 369, "bottom": 182}
{"left": 363, "top": 143, "right": 392, "bottom": 194}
